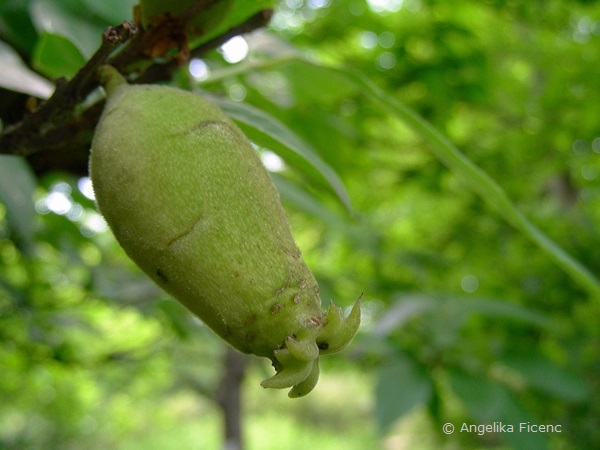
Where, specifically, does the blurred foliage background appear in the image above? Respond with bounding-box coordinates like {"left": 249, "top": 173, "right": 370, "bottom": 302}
{"left": 1, "top": 0, "right": 599, "bottom": 449}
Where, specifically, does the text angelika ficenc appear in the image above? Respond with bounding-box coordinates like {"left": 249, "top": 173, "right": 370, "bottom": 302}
{"left": 461, "top": 422, "right": 562, "bottom": 435}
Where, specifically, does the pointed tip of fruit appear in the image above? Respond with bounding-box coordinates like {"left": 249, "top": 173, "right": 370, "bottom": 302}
{"left": 288, "top": 359, "right": 320, "bottom": 398}
{"left": 260, "top": 359, "right": 314, "bottom": 390}
{"left": 317, "top": 298, "right": 361, "bottom": 355}
{"left": 285, "top": 335, "right": 319, "bottom": 362}
{"left": 260, "top": 297, "right": 361, "bottom": 398}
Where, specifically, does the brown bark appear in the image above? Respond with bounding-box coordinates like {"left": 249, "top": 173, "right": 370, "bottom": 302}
{"left": 0, "top": 5, "right": 273, "bottom": 177}
{"left": 215, "top": 347, "right": 248, "bottom": 450}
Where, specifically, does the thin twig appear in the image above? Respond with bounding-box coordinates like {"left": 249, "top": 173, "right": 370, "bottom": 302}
{"left": 192, "top": 9, "right": 274, "bottom": 58}
{"left": 110, "top": 0, "right": 223, "bottom": 73}
{"left": 0, "top": 9, "right": 273, "bottom": 176}
{"left": 135, "top": 9, "right": 274, "bottom": 84}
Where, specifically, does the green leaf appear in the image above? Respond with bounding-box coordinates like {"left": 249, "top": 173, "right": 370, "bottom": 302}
{"left": 450, "top": 296, "right": 556, "bottom": 329}
{"left": 375, "top": 294, "right": 556, "bottom": 337}
{"left": 212, "top": 97, "right": 352, "bottom": 211}
{"left": 0, "top": 1, "right": 39, "bottom": 55}
{"left": 448, "top": 370, "right": 549, "bottom": 450}
{"left": 196, "top": 0, "right": 275, "bottom": 47}
{"left": 80, "top": 0, "right": 136, "bottom": 24}
{"left": 156, "top": 299, "right": 193, "bottom": 339}
{"left": 252, "top": 58, "right": 600, "bottom": 300}
{"left": 331, "top": 63, "right": 600, "bottom": 300}
{"left": 375, "top": 353, "right": 433, "bottom": 433}
{"left": 30, "top": 0, "right": 106, "bottom": 58}
{"left": 141, "top": 0, "right": 233, "bottom": 40}
{"left": 502, "top": 354, "right": 590, "bottom": 402}
{"left": 0, "top": 40, "right": 53, "bottom": 98}
{"left": 32, "top": 32, "right": 86, "bottom": 79}
{"left": 0, "top": 155, "right": 37, "bottom": 255}
{"left": 449, "top": 370, "right": 518, "bottom": 422}
{"left": 271, "top": 173, "right": 353, "bottom": 230}
{"left": 279, "top": 59, "right": 358, "bottom": 106}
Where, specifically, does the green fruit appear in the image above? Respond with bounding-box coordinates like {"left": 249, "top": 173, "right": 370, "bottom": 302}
{"left": 89, "top": 66, "right": 360, "bottom": 397}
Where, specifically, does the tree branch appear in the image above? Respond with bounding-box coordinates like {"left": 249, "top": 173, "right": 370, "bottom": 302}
{"left": 135, "top": 9, "right": 274, "bottom": 85}
{"left": 0, "top": 6, "right": 274, "bottom": 177}
{"left": 215, "top": 347, "right": 248, "bottom": 450}
{"left": 0, "top": 21, "right": 138, "bottom": 158}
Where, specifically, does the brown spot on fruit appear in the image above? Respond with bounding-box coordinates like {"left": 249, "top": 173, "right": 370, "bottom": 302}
{"left": 156, "top": 268, "right": 168, "bottom": 283}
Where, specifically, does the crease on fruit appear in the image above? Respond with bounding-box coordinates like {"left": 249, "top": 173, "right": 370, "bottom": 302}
{"left": 160, "top": 119, "right": 230, "bottom": 139}
{"left": 260, "top": 298, "right": 361, "bottom": 397}
{"left": 165, "top": 209, "right": 205, "bottom": 249}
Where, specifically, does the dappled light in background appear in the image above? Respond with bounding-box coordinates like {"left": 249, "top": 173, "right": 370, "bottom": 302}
{"left": 219, "top": 36, "right": 249, "bottom": 64}
{"left": 37, "top": 184, "right": 72, "bottom": 216}
{"left": 367, "top": 0, "right": 404, "bottom": 14}
{"left": 34, "top": 180, "right": 107, "bottom": 235}
{"left": 77, "top": 177, "right": 95, "bottom": 200}
{"left": 188, "top": 58, "right": 210, "bottom": 81}
{"left": 260, "top": 150, "right": 286, "bottom": 172}
{"left": 460, "top": 275, "right": 479, "bottom": 293}
{"left": 227, "top": 83, "right": 247, "bottom": 102}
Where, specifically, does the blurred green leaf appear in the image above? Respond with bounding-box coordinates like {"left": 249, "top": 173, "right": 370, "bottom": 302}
{"left": 450, "top": 296, "right": 557, "bottom": 329}
{"left": 0, "top": 155, "right": 37, "bottom": 255}
{"left": 502, "top": 354, "right": 590, "bottom": 402}
{"left": 197, "top": 0, "right": 275, "bottom": 47}
{"left": 212, "top": 96, "right": 352, "bottom": 211}
{"left": 30, "top": 0, "right": 106, "bottom": 58}
{"left": 80, "top": 0, "right": 136, "bottom": 24}
{"left": 328, "top": 60, "right": 600, "bottom": 300}
{"left": 0, "top": 0, "right": 38, "bottom": 55}
{"left": 156, "top": 299, "right": 193, "bottom": 339}
{"left": 374, "top": 294, "right": 556, "bottom": 337}
{"left": 449, "top": 370, "right": 519, "bottom": 422}
{"left": 448, "top": 370, "right": 550, "bottom": 450}
{"left": 271, "top": 173, "right": 355, "bottom": 230}
{"left": 32, "top": 32, "right": 86, "bottom": 79}
{"left": 279, "top": 59, "right": 358, "bottom": 106}
{"left": 375, "top": 352, "right": 433, "bottom": 433}
{"left": 0, "top": 40, "right": 53, "bottom": 97}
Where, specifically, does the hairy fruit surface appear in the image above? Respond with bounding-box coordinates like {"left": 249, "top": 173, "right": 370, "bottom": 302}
{"left": 89, "top": 66, "right": 360, "bottom": 397}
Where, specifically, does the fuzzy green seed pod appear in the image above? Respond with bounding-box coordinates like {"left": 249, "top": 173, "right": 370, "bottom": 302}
{"left": 89, "top": 66, "right": 360, "bottom": 397}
